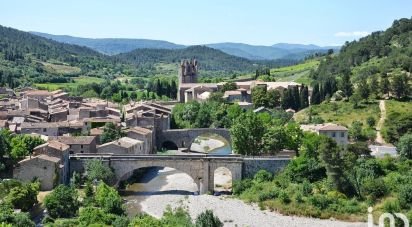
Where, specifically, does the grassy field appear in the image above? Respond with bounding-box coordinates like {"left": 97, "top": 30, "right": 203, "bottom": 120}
{"left": 269, "top": 59, "right": 319, "bottom": 85}
{"left": 385, "top": 100, "right": 412, "bottom": 116}
{"left": 295, "top": 101, "right": 380, "bottom": 127}
{"left": 41, "top": 61, "right": 82, "bottom": 75}
{"left": 35, "top": 76, "right": 105, "bottom": 91}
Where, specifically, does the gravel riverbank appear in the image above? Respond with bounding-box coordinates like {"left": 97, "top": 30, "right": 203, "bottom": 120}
{"left": 139, "top": 169, "right": 368, "bottom": 227}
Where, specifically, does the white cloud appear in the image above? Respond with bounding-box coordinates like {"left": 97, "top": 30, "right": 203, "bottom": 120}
{"left": 334, "top": 31, "right": 370, "bottom": 37}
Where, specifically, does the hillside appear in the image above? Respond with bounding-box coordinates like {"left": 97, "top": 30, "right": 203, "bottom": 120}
{"left": 32, "top": 32, "right": 339, "bottom": 60}
{"left": 114, "top": 45, "right": 288, "bottom": 77}
{"left": 0, "top": 25, "right": 137, "bottom": 88}
{"left": 31, "top": 32, "right": 186, "bottom": 55}
{"left": 309, "top": 17, "right": 412, "bottom": 102}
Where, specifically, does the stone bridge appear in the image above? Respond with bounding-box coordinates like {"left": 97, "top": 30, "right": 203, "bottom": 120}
{"left": 157, "top": 128, "right": 231, "bottom": 150}
{"left": 69, "top": 154, "right": 289, "bottom": 194}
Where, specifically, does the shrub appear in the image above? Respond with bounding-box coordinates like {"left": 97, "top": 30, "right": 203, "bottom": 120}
{"left": 301, "top": 181, "right": 313, "bottom": 196}
{"left": 360, "top": 178, "right": 388, "bottom": 200}
{"left": 366, "top": 116, "right": 376, "bottom": 128}
{"left": 278, "top": 190, "right": 291, "bottom": 204}
{"left": 309, "top": 194, "right": 332, "bottom": 210}
{"left": 44, "top": 185, "right": 79, "bottom": 219}
{"left": 253, "top": 170, "right": 273, "bottom": 183}
{"left": 78, "top": 207, "right": 107, "bottom": 226}
{"left": 195, "top": 210, "right": 223, "bottom": 227}
{"left": 398, "top": 184, "right": 412, "bottom": 209}
{"left": 232, "top": 179, "right": 253, "bottom": 195}
{"left": 258, "top": 188, "right": 279, "bottom": 202}
{"left": 95, "top": 182, "right": 124, "bottom": 215}
{"left": 383, "top": 199, "right": 401, "bottom": 213}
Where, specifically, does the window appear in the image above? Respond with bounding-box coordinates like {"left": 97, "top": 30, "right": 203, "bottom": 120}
{"left": 81, "top": 145, "right": 83, "bottom": 148}
{"left": 332, "top": 132, "right": 336, "bottom": 137}
{"left": 341, "top": 132, "right": 345, "bottom": 137}
{"left": 43, "top": 128, "right": 47, "bottom": 132}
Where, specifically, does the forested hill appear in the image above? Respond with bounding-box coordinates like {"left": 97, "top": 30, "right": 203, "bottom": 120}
{"left": 114, "top": 45, "right": 295, "bottom": 73}
{"left": 308, "top": 17, "right": 412, "bottom": 103}
{"left": 30, "top": 32, "right": 186, "bottom": 55}
{"left": 0, "top": 25, "right": 131, "bottom": 88}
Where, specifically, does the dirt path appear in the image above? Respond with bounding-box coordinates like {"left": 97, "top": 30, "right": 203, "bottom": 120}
{"left": 376, "top": 100, "right": 388, "bottom": 145}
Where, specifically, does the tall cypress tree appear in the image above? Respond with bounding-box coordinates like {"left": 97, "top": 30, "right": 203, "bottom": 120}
{"left": 311, "top": 83, "right": 321, "bottom": 105}
{"left": 341, "top": 73, "right": 353, "bottom": 97}
{"left": 292, "top": 86, "right": 300, "bottom": 110}
{"left": 300, "top": 85, "right": 309, "bottom": 108}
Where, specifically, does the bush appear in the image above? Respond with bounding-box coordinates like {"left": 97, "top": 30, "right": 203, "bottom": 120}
{"left": 232, "top": 179, "right": 253, "bottom": 195}
{"left": 258, "top": 188, "right": 279, "bottom": 202}
{"left": 44, "top": 185, "right": 79, "bottom": 219}
{"left": 195, "top": 210, "right": 223, "bottom": 227}
{"left": 360, "top": 178, "right": 388, "bottom": 200}
{"left": 366, "top": 116, "right": 376, "bottom": 128}
{"left": 301, "top": 181, "right": 313, "bottom": 196}
{"left": 78, "top": 207, "right": 107, "bottom": 226}
{"left": 398, "top": 184, "right": 412, "bottom": 209}
{"left": 95, "top": 182, "right": 124, "bottom": 215}
{"left": 383, "top": 199, "right": 401, "bottom": 213}
{"left": 253, "top": 170, "right": 273, "bottom": 183}
{"left": 309, "top": 194, "right": 332, "bottom": 210}
{"left": 278, "top": 190, "right": 291, "bottom": 204}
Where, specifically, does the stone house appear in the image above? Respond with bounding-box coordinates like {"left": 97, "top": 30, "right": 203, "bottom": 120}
{"left": 223, "top": 89, "right": 251, "bottom": 103}
{"left": 54, "top": 136, "right": 97, "bottom": 154}
{"left": 300, "top": 123, "right": 349, "bottom": 145}
{"left": 125, "top": 127, "right": 153, "bottom": 154}
{"left": 97, "top": 137, "right": 144, "bottom": 154}
{"left": 13, "top": 155, "right": 63, "bottom": 190}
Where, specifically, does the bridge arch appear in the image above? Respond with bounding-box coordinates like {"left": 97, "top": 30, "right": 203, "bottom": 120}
{"left": 119, "top": 166, "right": 198, "bottom": 194}
{"left": 157, "top": 128, "right": 232, "bottom": 150}
{"left": 189, "top": 133, "right": 231, "bottom": 154}
{"left": 213, "top": 166, "right": 233, "bottom": 193}
{"left": 110, "top": 159, "right": 205, "bottom": 192}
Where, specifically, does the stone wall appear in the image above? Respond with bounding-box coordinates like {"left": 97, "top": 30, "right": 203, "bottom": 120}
{"left": 242, "top": 157, "right": 290, "bottom": 178}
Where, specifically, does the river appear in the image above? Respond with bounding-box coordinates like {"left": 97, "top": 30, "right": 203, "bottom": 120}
{"left": 121, "top": 136, "right": 231, "bottom": 216}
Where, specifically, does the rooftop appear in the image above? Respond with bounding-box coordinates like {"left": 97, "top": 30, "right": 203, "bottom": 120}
{"left": 99, "top": 137, "right": 143, "bottom": 149}
{"left": 55, "top": 136, "right": 96, "bottom": 145}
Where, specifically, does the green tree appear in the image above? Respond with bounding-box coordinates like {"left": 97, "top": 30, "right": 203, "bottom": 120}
{"left": 300, "top": 85, "right": 309, "bottom": 109}
{"left": 262, "top": 126, "right": 287, "bottom": 154}
{"left": 349, "top": 121, "right": 364, "bottom": 141}
{"left": 266, "top": 89, "right": 281, "bottom": 108}
{"left": 349, "top": 92, "right": 362, "bottom": 108}
{"left": 357, "top": 78, "right": 370, "bottom": 100}
{"left": 341, "top": 73, "right": 353, "bottom": 97}
{"left": 85, "top": 159, "right": 115, "bottom": 184}
{"left": 10, "top": 135, "right": 44, "bottom": 159}
{"left": 392, "top": 73, "right": 409, "bottom": 99}
{"left": 318, "top": 136, "right": 345, "bottom": 192}
{"left": 78, "top": 207, "right": 107, "bottom": 226}
{"left": 397, "top": 133, "right": 412, "bottom": 159}
{"left": 251, "top": 86, "right": 267, "bottom": 108}
{"left": 95, "top": 182, "right": 124, "bottom": 215}
{"left": 221, "top": 82, "right": 237, "bottom": 92}
{"left": 369, "top": 75, "right": 379, "bottom": 97}
{"left": 380, "top": 75, "right": 390, "bottom": 96}
{"left": 5, "top": 181, "right": 39, "bottom": 211}
{"left": 195, "top": 210, "right": 223, "bottom": 227}
{"left": 100, "top": 122, "right": 125, "bottom": 144}
{"left": 310, "top": 83, "right": 321, "bottom": 104}
{"left": 44, "top": 185, "right": 79, "bottom": 218}
{"left": 230, "top": 111, "right": 265, "bottom": 155}
{"left": 366, "top": 116, "right": 376, "bottom": 128}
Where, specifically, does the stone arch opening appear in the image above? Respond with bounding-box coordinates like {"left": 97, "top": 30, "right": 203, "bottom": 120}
{"left": 118, "top": 166, "right": 199, "bottom": 196}
{"left": 161, "top": 141, "right": 178, "bottom": 151}
{"left": 189, "top": 133, "right": 232, "bottom": 155}
{"left": 213, "top": 166, "right": 233, "bottom": 194}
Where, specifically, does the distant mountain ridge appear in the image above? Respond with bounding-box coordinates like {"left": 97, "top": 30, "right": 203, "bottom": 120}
{"left": 31, "top": 32, "right": 340, "bottom": 60}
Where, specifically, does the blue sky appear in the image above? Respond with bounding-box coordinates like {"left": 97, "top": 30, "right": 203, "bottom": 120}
{"left": 1, "top": 0, "right": 411, "bottom": 46}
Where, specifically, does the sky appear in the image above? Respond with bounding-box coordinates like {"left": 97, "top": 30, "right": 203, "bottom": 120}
{"left": 1, "top": 0, "right": 411, "bottom": 46}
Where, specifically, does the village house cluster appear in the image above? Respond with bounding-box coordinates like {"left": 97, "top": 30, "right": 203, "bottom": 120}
{"left": 0, "top": 60, "right": 351, "bottom": 190}
{"left": 0, "top": 87, "right": 172, "bottom": 190}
